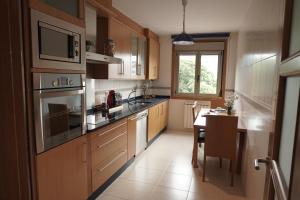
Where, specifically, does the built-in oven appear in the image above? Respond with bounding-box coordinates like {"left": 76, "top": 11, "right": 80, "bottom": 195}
{"left": 33, "top": 73, "right": 86, "bottom": 153}
{"left": 31, "top": 9, "right": 85, "bottom": 70}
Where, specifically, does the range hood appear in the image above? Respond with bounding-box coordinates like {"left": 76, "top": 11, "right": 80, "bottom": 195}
{"left": 86, "top": 52, "right": 122, "bottom": 64}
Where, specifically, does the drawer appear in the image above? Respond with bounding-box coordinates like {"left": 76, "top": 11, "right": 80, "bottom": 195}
{"left": 90, "top": 119, "right": 127, "bottom": 152}
{"left": 91, "top": 132, "right": 127, "bottom": 168}
{"left": 92, "top": 149, "right": 127, "bottom": 191}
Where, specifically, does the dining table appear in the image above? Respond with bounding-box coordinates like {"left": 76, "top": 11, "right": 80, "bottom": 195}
{"left": 192, "top": 108, "right": 247, "bottom": 173}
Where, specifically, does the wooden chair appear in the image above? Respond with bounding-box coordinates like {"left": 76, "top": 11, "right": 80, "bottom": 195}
{"left": 202, "top": 115, "right": 238, "bottom": 186}
{"left": 192, "top": 101, "right": 205, "bottom": 147}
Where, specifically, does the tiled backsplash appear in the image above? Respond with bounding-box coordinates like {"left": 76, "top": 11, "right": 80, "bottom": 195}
{"left": 86, "top": 79, "right": 152, "bottom": 109}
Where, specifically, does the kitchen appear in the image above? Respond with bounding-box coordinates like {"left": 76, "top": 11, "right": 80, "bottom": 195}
{"left": 1, "top": 0, "right": 300, "bottom": 200}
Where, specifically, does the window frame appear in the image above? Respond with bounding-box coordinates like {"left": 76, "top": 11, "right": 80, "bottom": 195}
{"left": 171, "top": 40, "right": 228, "bottom": 100}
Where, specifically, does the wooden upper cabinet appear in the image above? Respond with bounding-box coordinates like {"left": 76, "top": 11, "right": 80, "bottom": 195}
{"left": 29, "top": 0, "right": 85, "bottom": 27}
{"left": 147, "top": 36, "right": 160, "bottom": 80}
{"left": 109, "top": 18, "right": 132, "bottom": 79}
{"left": 36, "top": 136, "right": 88, "bottom": 200}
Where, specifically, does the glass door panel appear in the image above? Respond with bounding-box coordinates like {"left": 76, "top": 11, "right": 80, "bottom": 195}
{"left": 289, "top": 0, "right": 300, "bottom": 56}
{"left": 199, "top": 54, "right": 220, "bottom": 95}
{"left": 41, "top": 0, "right": 80, "bottom": 18}
{"left": 41, "top": 93, "right": 83, "bottom": 151}
{"left": 177, "top": 55, "right": 196, "bottom": 94}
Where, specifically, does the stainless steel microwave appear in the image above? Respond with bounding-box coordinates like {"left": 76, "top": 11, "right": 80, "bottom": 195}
{"left": 31, "top": 9, "right": 86, "bottom": 71}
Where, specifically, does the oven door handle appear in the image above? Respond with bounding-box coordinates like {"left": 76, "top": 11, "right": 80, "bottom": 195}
{"left": 39, "top": 89, "right": 85, "bottom": 98}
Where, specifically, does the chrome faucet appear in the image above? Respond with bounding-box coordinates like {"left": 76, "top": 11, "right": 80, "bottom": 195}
{"left": 128, "top": 89, "right": 137, "bottom": 104}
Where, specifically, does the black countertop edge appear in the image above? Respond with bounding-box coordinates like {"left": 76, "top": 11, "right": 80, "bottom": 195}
{"left": 86, "top": 97, "right": 170, "bottom": 133}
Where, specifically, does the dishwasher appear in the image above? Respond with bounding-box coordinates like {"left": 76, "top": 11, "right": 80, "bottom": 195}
{"left": 136, "top": 109, "right": 148, "bottom": 155}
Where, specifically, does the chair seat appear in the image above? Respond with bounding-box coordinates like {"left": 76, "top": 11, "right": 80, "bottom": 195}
{"left": 198, "top": 130, "right": 205, "bottom": 143}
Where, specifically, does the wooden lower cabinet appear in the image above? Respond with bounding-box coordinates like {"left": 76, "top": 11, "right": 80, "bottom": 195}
{"left": 89, "top": 119, "right": 128, "bottom": 192}
{"left": 36, "top": 136, "right": 88, "bottom": 200}
{"left": 159, "top": 101, "right": 169, "bottom": 130}
{"left": 147, "top": 104, "right": 159, "bottom": 141}
{"left": 147, "top": 100, "right": 169, "bottom": 142}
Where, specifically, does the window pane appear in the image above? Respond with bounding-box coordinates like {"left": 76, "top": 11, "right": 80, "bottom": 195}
{"left": 200, "top": 55, "right": 219, "bottom": 95}
{"left": 178, "top": 55, "right": 196, "bottom": 93}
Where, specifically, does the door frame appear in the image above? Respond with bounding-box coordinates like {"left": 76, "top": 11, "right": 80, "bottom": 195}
{"left": 265, "top": 52, "right": 300, "bottom": 200}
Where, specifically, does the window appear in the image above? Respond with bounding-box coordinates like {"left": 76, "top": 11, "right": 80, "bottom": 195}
{"left": 172, "top": 41, "right": 226, "bottom": 99}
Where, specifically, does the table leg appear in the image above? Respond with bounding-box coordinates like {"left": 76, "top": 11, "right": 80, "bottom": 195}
{"left": 236, "top": 132, "right": 246, "bottom": 174}
{"left": 192, "top": 126, "right": 199, "bottom": 168}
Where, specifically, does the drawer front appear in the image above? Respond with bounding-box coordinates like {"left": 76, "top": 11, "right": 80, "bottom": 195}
{"left": 90, "top": 119, "right": 127, "bottom": 152}
{"left": 92, "top": 149, "right": 127, "bottom": 191}
{"left": 91, "top": 132, "right": 127, "bottom": 168}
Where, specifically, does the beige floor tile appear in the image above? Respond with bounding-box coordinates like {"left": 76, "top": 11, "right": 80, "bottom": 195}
{"left": 158, "top": 172, "right": 192, "bottom": 191}
{"left": 105, "top": 179, "right": 154, "bottom": 200}
{"left": 187, "top": 191, "right": 221, "bottom": 200}
{"left": 134, "top": 155, "right": 171, "bottom": 171}
{"left": 166, "top": 162, "right": 199, "bottom": 176}
{"left": 148, "top": 186, "right": 188, "bottom": 200}
{"left": 119, "top": 167, "right": 164, "bottom": 184}
{"left": 96, "top": 194, "right": 126, "bottom": 200}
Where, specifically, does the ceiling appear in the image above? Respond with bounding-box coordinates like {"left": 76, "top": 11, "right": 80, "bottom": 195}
{"left": 112, "top": 0, "right": 253, "bottom": 35}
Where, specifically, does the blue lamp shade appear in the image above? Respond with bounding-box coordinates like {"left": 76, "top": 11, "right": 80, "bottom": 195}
{"left": 173, "top": 32, "right": 194, "bottom": 45}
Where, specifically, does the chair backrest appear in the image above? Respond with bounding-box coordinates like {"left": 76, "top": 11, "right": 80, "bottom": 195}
{"left": 192, "top": 101, "right": 200, "bottom": 122}
{"left": 192, "top": 101, "right": 211, "bottom": 122}
{"left": 204, "top": 115, "right": 238, "bottom": 160}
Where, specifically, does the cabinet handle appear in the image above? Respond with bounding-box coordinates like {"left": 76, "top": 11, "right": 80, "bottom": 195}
{"left": 122, "top": 61, "right": 125, "bottom": 74}
{"left": 118, "top": 63, "right": 122, "bottom": 75}
{"left": 81, "top": 142, "right": 87, "bottom": 163}
{"left": 96, "top": 122, "right": 127, "bottom": 137}
{"left": 96, "top": 132, "right": 127, "bottom": 150}
{"left": 129, "top": 116, "right": 138, "bottom": 120}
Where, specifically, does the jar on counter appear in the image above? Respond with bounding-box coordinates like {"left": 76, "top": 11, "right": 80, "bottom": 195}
{"left": 105, "top": 39, "right": 115, "bottom": 57}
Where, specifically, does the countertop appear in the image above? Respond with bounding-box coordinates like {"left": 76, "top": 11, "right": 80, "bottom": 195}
{"left": 86, "top": 96, "right": 170, "bottom": 132}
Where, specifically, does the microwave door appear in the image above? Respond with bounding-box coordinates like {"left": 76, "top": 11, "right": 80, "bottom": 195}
{"left": 38, "top": 22, "right": 80, "bottom": 63}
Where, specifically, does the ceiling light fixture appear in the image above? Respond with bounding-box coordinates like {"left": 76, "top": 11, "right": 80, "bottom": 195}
{"left": 173, "top": 0, "right": 194, "bottom": 45}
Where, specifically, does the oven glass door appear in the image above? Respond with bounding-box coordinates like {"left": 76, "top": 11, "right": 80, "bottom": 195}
{"left": 35, "top": 89, "right": 85, "bottom": 153}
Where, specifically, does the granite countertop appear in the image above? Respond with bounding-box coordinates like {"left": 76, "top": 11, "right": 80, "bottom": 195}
{"left": 86, "top": 96, "right": 170, "bottom": 132}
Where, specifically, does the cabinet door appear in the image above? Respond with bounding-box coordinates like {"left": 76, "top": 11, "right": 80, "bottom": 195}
{"left": 148, "top": 38, "right": 159, "bottom": 80}
{"left": 36, "top": 136, "right": 88, "bottom": 200}
{"left": 29, "top": 0, "right": 85, "bottom": 27}
{"left": 127, "top": 115, "right": 137, "bottom": 159}
{"left": 163, "top": 101, "right": 169, "bottom": 128}
{"left": 148, "top": 105, "right": 158, "bottom": 142}
{"left": 109, "top": 18, "right": 131, "bottom": 79}
{"left": 131, "top": 35, "right": 146, "bottom": 80}
{"left": 137, "top": 36, "right": 146, "bottom": 80}
{"left": 159, "top": 103, "right": 164, "bottom": 131}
